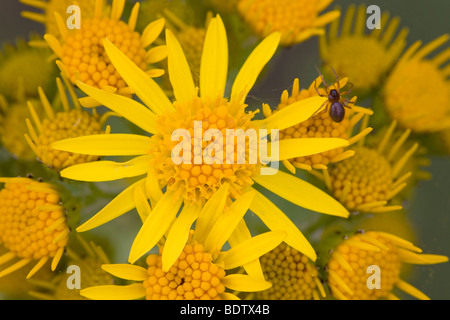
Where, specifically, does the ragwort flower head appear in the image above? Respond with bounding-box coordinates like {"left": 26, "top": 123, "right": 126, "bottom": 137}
{"left": 327, "top": 230, "right": 448, "bottom": 300}
{"left": 25, "top": 77, "right": 107, "bottom": 171}
{"left": 266, "top": 75, "right": 373, "bottom": 173}
{"left": 0, "top": 177, "right": 69, "bottom": 279}
{"left": 52, "top": 15, "right": 351, "bottom": 265}
{"left": 257, "top": 243, "right": 326, "bottom": 300}
{"left": 0, "top": 36, "right": 56, "bottom": 101}
{"left": 44, "top": 0, "right": 167, "bottom": 105}
{"left": 319, "top": 5, "right": 408, "bottom": 95}
{"left": 319, "top": 120, "right": 420, "bottom": 213}
{"left": 80, "top": 191, "right": 286, "bottom": 300}
{"left": 382, "top": 34, "right": 450, "bottom": 133}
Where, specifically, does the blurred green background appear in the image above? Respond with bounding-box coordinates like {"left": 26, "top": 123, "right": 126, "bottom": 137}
{"left": 0, "top": 0, "right": 449, "bottom": 300}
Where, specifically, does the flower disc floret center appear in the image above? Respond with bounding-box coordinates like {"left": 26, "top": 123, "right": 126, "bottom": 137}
{"left": 325, "top": 37, "right": 388, "bottom": 91}
{"left": 0, "top": 179, "right": 68, "bottom": 260}
{"left": 328, "top": 232, "right": 401, "bottom": 300}
{"left": 143, "top": 242, "right": 226, "bottom": 300}
{"left": 383, "top": 59, "right": 449, "bottom": 132}
{"left": 61, "top": 17, "right": 148, "bottom": 89}
{"left": 37, "top": 110, "right": 103, "bottom": 170}
{"left": 153, "top": 97, "right": 259, "bottom": 203}
{"left": 258, "top": 243, "right": 322, "bottom": 300}
{"left": 328, "top": 146, "right": 392, "bottom": 210}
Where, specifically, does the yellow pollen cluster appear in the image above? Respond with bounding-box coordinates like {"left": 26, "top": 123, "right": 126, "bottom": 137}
{"left": 61, "top": 18, "right": 147, "bottom": 90}
{"left": 154, "top": 99, "right": 258, "bottom": 203}
{"left": 258, "top": 243, "right": 323, "bottom": 300}
{"left": 328, "top": 146, "right": 392, "bottom": 211}
{"left": 238, "top": 0, "right": 321, "bottom": 45}
{"left": 327, "top": 231, "right": 401, "bottom": 300}
{"left": 143, "top": 243, "right": 226, "bottom": 300}
{"left": 0, "top": 178, "right": 69, "bottom": 261}
{"left": 383, "top": 58, "right": 449, "bottom": 132}
{"left": 34, "top": 110, "right": 103, "bottom": 170}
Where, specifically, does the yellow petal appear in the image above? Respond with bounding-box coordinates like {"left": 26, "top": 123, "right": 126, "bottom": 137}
{"left": 269, "top": 138, "right": 349, "bottom": 161}
{"left": 200, "top": 15, "right": 228, "bottom": 100}
{"left": 227, "top": 219, "right": 264, "bottom": 279}
{"left": 396, "top": 279, "right": 429, "bottom": 300}
{"left": 145, "top": 45, "right": 168, "bottom": 64}
{"left": 194, "top": 183, "right": 229, "bottom": 243}
{"left": 219, "top": 292, "right": 240, "bottom": 300}
{"left": 249, "top": 188, "right": 317, "bottom": 260}
{"left": 166, "top": 29, "right": 196, "bottom": 103}
{"left": 77, "top": 178, "right": 146, "bottom": 232}
{"left": 60, "top": 155, "right": 150, "bottom": 182}
{"left": 221, "top": 274, "right": 272, "bottom": 292}
{"left": 129, "top": 191, "right": 183, "bottom": 264}
{"left": 80, "top": 284, "right": 146, "bottom": 300}
{"left": 145, "top": 168, "right": 164, "bottom": 208}
{"left": 51, "top": 134, "right": 152, "bottom": 156}
{"left": 254, "top": 96, "right": 328, "bottom": 130}
{"left": 162, "top": 204, "right": 201, "bottom": 272}
{"left": 203, "top": 190, "right": 255, "bottom": 253}
{"left": 231, "top": 32, "right": 280, "bottom": 103}
{"left": 101, "top": 264, "right": 149, "bottom": 281}
{"left": 220, "top": 230, "right": 286, "bottom": 270}
{"left": 253, "top": 170, "right": 349, "bottom": 218}
{"left": 76, "top": 81, "right": 157, "bottom": 134}
{"left": 398, "top": 249, "right": 448, "bottom": 265}
{"left": 133, "top": 184, "right": 152, "bottom": 223}
{"left": 103, "top": 38, "right": 173, "bottom": 115}
{"left": 141, "top": 18, "right": 166, "bottom": 47}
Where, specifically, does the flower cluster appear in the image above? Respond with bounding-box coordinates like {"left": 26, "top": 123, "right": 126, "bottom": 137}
{"left": 0, "top": 0, "right": 448, "bottom": 302}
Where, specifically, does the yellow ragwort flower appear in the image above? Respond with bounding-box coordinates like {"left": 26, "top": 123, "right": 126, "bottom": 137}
{"left": 51, "top": 15, "right": 352, "bottom": 265}
{"left": 25, "top": 76, "right": 109, "bottom": 171}
{"left": 237, "top": 0, "right": 340, "bottom": 46}
{"left": 319, "top": 5, "right": 408, "bottom": 95}
{"left": 44, "top": 0, "right": 167, "bottom": 105}
{"left": 80, "top": 192, "right": 286, "bottom": 300}
{"left": 0, "top": 36, "right": 56, "bottom": 101}
{"left": 265, "top": 75, "right": 373, "bottom": 173}
{"left": 0, "top": 177, "right": 69, "bottom": 279}
{"left": 20, "top": 0, "right": 106, "bottom": 38}
{"left": 382, "top": 34, "right": 450, "bottom": 132}
{"left": 28, "top": 234, "right": 114, "bottom": 300}
{"left": 327, "top": 230, "right": 448, "bottom": 300}
{"left": 256, "top": 243, "right": 326, "bottom": 300}
{"left": 318, "top": 120, "right": 420, "bottom": 213}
